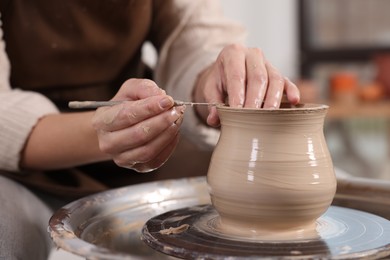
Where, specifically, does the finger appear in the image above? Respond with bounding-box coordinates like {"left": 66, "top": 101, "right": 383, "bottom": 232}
{"left": 113, "top": 115, "right": 183, "bottom": 170}
{"left": 219, "top": 44, "right": 246, "bottom": 108}
{"left": 206, "top": 106, "right": 220, "bottom": 127}
{"left": 285, "top": 77, "right": 300, "bottom": 105}
{"left": 98, "top": 107, "right": 184, "bottom": 154}
{"left": 193, "top": 65, "right": 223, "bottom": 127}
{"left": 200, "top": 73, "right": 222, "bottom": 127}
{"left": 244, "top": 48, "right": 268, "bottom": 108}
{"left": 112, "top": 78, "right": 165, "bottom": 101}
{"left": 263, "top": 62, "right": 284, "bottom": 108}
{"left": 132, "top": 134, "right": 181, "bottom": 173}
{"left": 92, "top": 95, "right": 175, "bottom": 132}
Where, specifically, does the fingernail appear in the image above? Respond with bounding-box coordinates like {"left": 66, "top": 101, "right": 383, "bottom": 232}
{"left": 174, "top": 115, "right": 184, "bottom": 126}
{"left": 178, "top": 105, "right": 186, "bottom": 114}
{"left": 159, "top": 96, "right": 173, "bottom": 109}
{"left": 170, "top": 106, "right": 185, "bottom": 117}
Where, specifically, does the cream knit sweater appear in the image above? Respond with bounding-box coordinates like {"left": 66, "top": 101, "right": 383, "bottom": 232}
{"left": 0, "top": 0, "right": 246, "bottom": 172}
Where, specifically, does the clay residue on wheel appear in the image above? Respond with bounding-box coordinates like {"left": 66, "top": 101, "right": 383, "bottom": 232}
{"left": 159, "top": 224, "right": 190, "bottom": 235}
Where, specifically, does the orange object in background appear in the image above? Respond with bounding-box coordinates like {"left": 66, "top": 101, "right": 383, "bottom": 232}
{"left": 359, "top": 82, "right": 385, "bottom": 102}
{"left": 329, "top": 72, "right": 358, "bottom": 103}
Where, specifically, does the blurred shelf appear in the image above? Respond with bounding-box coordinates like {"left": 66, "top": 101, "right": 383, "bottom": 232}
{"left": 326, "top": 101, "right": 390, "bottom": 120}
{"left": 298, "top": 0, "right": 390, "bottom": 78}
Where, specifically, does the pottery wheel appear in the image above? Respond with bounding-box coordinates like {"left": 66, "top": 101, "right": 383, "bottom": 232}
{"left": 141, "top": 204, "right": 390, "bottom": 259}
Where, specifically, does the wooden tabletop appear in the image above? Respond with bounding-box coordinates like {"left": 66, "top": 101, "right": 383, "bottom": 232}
{"left": 326, "top": 101, "right": 390, "bottom": 120}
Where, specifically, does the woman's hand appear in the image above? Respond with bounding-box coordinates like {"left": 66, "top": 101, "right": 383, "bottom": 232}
{"left": 92, "top": 79, "right": 184, "bottom": 172}
{"left": 193, "top": 44, "right": 300, "bottom": 127}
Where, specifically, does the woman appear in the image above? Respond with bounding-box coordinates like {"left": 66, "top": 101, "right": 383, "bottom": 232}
{"left": 0, "top": 0, "right": 299, "bottom": 259}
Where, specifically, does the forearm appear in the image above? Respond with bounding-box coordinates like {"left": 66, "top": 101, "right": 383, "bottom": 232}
{"left": 21, "top": 111, "right": 110, "bottom": 170}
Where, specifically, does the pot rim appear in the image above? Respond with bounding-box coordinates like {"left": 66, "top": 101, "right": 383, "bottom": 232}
{"left": 216, "top": 103, "right": 329, "bottom": 113}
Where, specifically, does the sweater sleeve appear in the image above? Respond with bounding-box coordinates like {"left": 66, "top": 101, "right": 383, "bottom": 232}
{"left": 0, "top": 18, "right": 59, "bottom": 172}
{"left": 153, "top": 0, "right": 247, "bottom": 150}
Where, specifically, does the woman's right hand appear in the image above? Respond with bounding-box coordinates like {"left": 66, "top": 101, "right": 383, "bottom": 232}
{"left": 92, "top": 79, "right": 185, "bottom": 172}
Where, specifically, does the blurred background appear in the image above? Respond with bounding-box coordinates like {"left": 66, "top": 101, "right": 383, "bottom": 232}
{"left": 220, "top": 0, "right": 390, "bottom": 181}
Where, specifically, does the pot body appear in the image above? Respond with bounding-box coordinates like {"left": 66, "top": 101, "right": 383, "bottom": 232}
{"left": 207, "top": 104, "right": 336, "bottom": 234}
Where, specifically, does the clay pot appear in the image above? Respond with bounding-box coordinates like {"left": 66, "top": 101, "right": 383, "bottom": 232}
{"left": 207, "top": 104, "right": 336, "bottom": 239}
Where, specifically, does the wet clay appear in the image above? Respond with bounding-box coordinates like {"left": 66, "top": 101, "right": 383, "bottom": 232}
{"left": 207, "top": 104, "right": 337, "bottom": 240}
{"left": 159, "top": 224, "right": 190, "bottom": 235}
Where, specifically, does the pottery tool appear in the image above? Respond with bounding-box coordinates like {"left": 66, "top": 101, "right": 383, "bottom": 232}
{"left": 68, "top": 100, "right": 221, "bottom": 109}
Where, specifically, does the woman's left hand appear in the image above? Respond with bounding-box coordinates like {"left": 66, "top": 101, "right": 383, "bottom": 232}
{"left": 193, "top": 44, "right": 300, "bottom": 127}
